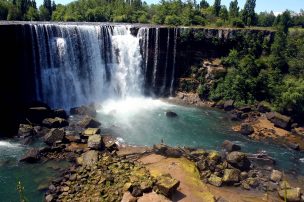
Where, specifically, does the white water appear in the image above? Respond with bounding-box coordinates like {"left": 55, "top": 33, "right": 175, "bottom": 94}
{"left": 0, "top": 141, "right": 21, "bottom": 148}
{"left": 32, "top": 24, "right": 144, "bottom": 109}
{"left": 152, "top": 28, "right": 159, "bottom": 88}
{"left": 170, "top": 28, "right": 178, "bottom": 96}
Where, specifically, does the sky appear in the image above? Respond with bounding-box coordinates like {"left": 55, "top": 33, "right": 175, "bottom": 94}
{"left": 36, "top": 0, "right": 304, "bottom": 13}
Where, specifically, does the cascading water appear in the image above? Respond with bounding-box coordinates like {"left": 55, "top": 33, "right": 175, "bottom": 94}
{"left": 152, "top": 28, "right": 159, "bottom": 89}
{"left": 170, "top": 28, "right": 178, "bottom": 96}
{"left": 31, "top": 24, "right": 144, "bottom": 109}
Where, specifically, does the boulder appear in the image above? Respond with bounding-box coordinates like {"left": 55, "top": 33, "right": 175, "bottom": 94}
{"left": 165, "top": 111, "right": 178, "bottom": 118}
{"left": 153, "top": 144, "right": 183, "bottom": 158}
{"left": 26, "top": 107, "right": 52, "bottom": 124}
{"left": 105, "top": 142, "right": 118, "bottom": 152}
{"left": 44, "top": 128, "right": 65, "bottom": 145}
{"left": 208, "top": 174, "right": 223, "bottom": 187}
{"left": 286, "top": 142, "right": 300, "bottom": 151}
{"left": 292, "top": 127, "right": 304, "bottom": 137}
{"left": 221, "top": 140, "right": 241, "bottom": 152}
{"left": 70, "top": 105, "right": 96, "bottom": 117}
{"left": 88, "top": 134, "right": 103, "bottom": 150}
{"left": 42, "top": 117, "right": 68, "bottom": 128}
{"left": 53, "top": 109, "right": 68, "bottom": 119}
{"left": 270, "top": 170, "right": 282, "bottom": 182}
{"left": 137, "top": 192, "right": 171, "bottom": 202}
{"left": 78, "top": 116, "right": 101, "bottom": 128}
{"left": 222, "top": 169, "right": 240, "bottom": 184}
{"left": 155, "top": 174, "right": 180, "bottom": 197}
{"left": 78, "top": 150, "right": 99, "bottom": 166}
{"left": 247, "top": 152, "right": 276, "bottom": 168}
{"left": 266, "top": 112, "right": 291, "bottom": 130}
{"left": 224, "top": 100, "right": 234, "bottom": 111}
{"left": 18, "top": 124, "right": 36, "bottom": 137}
{"left": 240, "top": 123, "right": 254, "bottom": 136}
{"left": 208, "top": 151, "right": 221, "bottom": 162}
{"left": 257, "top": 102, "right": 271, "bottom": 113}
{"left": 83, "top": 128, "right": 101, "bottom": 137}
{"left": 20, "top": 148, "right": 40, "bottom": 163}
{"left": 239, "top": 106, "right": 252, "bottom": 113}
{"left": 226, "top": 151, "right": 250, "bottom": 171}
{"left": 45, "top": 194, "right": 54, "bottom": 202}
{"left": 278, "top": 188, "right": 301, "bottom": 202}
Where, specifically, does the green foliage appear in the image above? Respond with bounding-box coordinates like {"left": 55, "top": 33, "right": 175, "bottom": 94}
{"left": 286, "top": 31, "right": 304, "bottom": 76}
{"left": 213, "top": 0, "right": 221, "bottom": 17}
{"left": 257, "top": 11, "right": 275, "bottom": 27}
{"left": 242, "top": 0, "right": 256, "bottom": 26}
{"left": 230, "top": 17, "right": 244, "bottom": 28}
{"left": 25, "top": 6, "right": 38, "bottom": 20}
{"left": 229, "top": 0, "right": 239, "bottom": 18}
{"left": 199, "top": 0, "right": 209, "bottom": 9}
{"left": 219, "top": 6, "right": 228, "bottom": 21}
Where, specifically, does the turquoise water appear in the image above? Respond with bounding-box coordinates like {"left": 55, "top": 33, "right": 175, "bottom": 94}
{"left": 97, "top": 98, "right": 304, "bottom": 175}
{"left": 0, "top": 98, "right": 303, "bottom": 202}
{"left": 0, "top": 141, "right": 70, "bottom": 202}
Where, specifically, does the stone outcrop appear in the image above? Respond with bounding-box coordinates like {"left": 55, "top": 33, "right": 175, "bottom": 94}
{"left": 221, "top": 140, "right": 241, "bottom": 152}
{"left": 44, "top": 128, "right": 65, "bottom": 145}
{"left": 20, "top": 148, "right": 40, "bottom": 163}
{"left": 78, "top": 116, "right": 101, "bottom": 128}
{"left": 87, "top": 134, "right": 103, "bottom": 150}
{"left": 155, "top": 174, "right": 180, "bottom": 197}
{"left": 266, "top": 112, "right": 291, "bottom": 130}
{"left": 240, "top": 123, "right": 254, "bottom": 136}
{"left": 42, "top": 117, "right": 69, "bottom": 128}
{"left": 226, "top": 151, "right": 251, "bottom": 171}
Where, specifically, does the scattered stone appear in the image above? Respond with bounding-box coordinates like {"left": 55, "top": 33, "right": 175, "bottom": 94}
{"left": 65, "top": 134, "right": 81, "bottom": 143}
{"left": 279, "top": 181, "right": 291, "bottom": 190}
{"left": 226, "top": 151, "right": 250, "bottom": 171}
{"left": 83, "top": 128, "right": 101, "bottom": 137}
{"left": 70, "top": 105, "right": 97, "bottom": 117}
{"left": 224, "top": 100, "right": 234, "bottom": 111}
{"left": 105, "top": 141, "right": 118, "bottom": 152}
{"left": 165, "top": 111, "right": 178, "bottom": 118}
{"left": 208, "top": 174, "right": 223, "bottom": 187}
{"left": 245, "top": 177, "right": 259, "bottom": 188}
{"left": 155, "top": 174, "right": 180, "bottom": 197}
{"left": 240, "top": 123, "right": 254, "bottom": 136}
{"left": 20, "top": 148, "right": 40, "bottom": 163}
{"left": 208, "top": 151, "right": 221, "bottom": 162}
{"left": 239, "top": 106, "right": 252, "bottom": 113}
{"left": 222, "top": 169, "right": 240, "bottom": 184}
{"left": 121, "top": 192, "right": 137, "bottom": 202}
{"left": 266, "top": 112, "right": 291, "bottom": 130}
{"left": 88, "top": 134, "right": 104, "bottom": 150}
{"left": 278, "top": 187, "right": 301, "bottom": 202}
{"left": 247, "top": 152, "right": 276, "bottom": 167}
{"left": 44, "top": 128, "right": 65, "bottom": 146}
{"left": 131, "top": 186, "right": 143, "bottom": 197}
{"left": 221, "top": 140, "right": 241, "bottom": 152}
{"left": 270, "top": 170, "right": 282, "bottom": 182}
{"left": 42, "top": 117, "right": 69, "bottom": 128}
{"left": 137, "top": 192, "right": 171, "bottom": 202}
{"left": 78, "top": 116, "right": 101, "bottom": 128}
{"left": 153, "top": 144, "right": 183, "bottom": 158}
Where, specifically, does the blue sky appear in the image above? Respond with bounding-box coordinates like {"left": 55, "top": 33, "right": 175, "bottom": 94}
{"left": 37, "top": 0, "right": 304, "bottom": 13}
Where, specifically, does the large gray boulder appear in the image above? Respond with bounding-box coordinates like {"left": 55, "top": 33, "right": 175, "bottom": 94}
{"left": 88, "top": 134, "right": 104, "bottom": 150}
{"left": 222, "top": 169, "right": 240, "bottom": 184}
{"left": 20, "top": 148, "right": 40, "bottom": 163}
{"left": 222, "top": 140, "right": 241, "bottom": 152}
{"left": 44, "top": 128, "right": 65, "bottom": 145}
{"left": 226, "top": 151, "right": 251, "bottom": 171}
{"left": 78, "top": 116, "right": 101, "bottom": 128}
{"left": 42, "top": 117, "right": 68, "bottom": 128}
{"left": 266, "top": 112, "right": 291, "bottom": 130}
{"left": 240, "top": 123, "right": 254, "bottom": 136}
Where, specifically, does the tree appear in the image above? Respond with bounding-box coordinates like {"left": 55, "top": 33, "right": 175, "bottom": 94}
{"left": 26, "top": 6, "right": 38, "bottom": 20}
{"left": 220, "top": 5, "right": 228, "bottom": 21}
{"left": 242, "top": 0, "right": 256, "bottom": 26}
{"left": 275, "top": 10, "right": 291, "bottom": 33}
{"left": 213, "top": 0, "right": 221, "bottom": 17}
{"left": 0, "top": 1, "right": 9, "bottom": 20}
{"left": 229, "top": 0, "right": 239, "bottom": 18}
{"left": 39, "top": 5, "right": 50, "bottom": 21}
{"left": 7, "top": 6, "right": 22, "bottom": 20}
{"left": 257, "top": 11, "right": 275, "bottom": 27}
{"left": 199, "top": 0, "right": 209, "bottom": 9}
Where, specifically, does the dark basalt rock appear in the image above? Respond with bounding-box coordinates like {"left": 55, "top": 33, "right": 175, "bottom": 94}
{"left": 266, "top": 112, "right": 291, "bottom": 130}
{"left": 53, "top": 109, "right": 68, "bottom": 119}
{"left": 44, "top": 128, "right": 65, "bottom": 146}
{"left": 226, "top": 151, "right": 251, "bottom": 171}
{"left": 165, "top": 111, "right": 178, "bottom": 118}
{"left": 70, "top": 105, "right": 97, "bottom": 117}
{"left": 42, "top": 117, "right": 69, "bottom": 128}
{"left": 221, "top": 140, "right": 241, "bottom": 152}
{"left": 224, "top": 100, "right": 234, "bottom": 111}
{"left": 26, "top": 107, "right": 52, "bottom": 124}
{"left": 20, "top": 148, "right": 40, "bottom": 163}
{"left": 78, "top": 116, "right": 101, "bottom": 128}
{"left": 257, "top": 102, "right": 271, "bottom": 113}
{"left": 240, "top": 123, "right": 254, "bottom": 136}
{"left": 153, "top": 144, "right": 183, "bottom": 158}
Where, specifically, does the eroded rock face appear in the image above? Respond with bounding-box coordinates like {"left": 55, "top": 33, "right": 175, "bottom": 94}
{"left": 44, "top": 128, "right": 65, "bottom": 145}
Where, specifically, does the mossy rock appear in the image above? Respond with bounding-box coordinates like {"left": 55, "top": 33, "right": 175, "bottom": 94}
{"left": 156, "top": 174, "right": 180, "bottom": 197}
{"left": 208, "top": 174, "right": 222, "bottom": 187}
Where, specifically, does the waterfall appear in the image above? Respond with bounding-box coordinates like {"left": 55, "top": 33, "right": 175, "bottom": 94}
{"left": 152, "top": 28, "right": 159, "bottom": 89}
{"left": 31, "top": 24, "right": 143, "bottom": 109}
{"left": 161, "top": 29, "right": 170, "bottom": 95}
{"left": 170, "top": 28, "right": 178, "bottom": 96}
{"left": 137, "top": 27, "right": 149, "bottom": 83}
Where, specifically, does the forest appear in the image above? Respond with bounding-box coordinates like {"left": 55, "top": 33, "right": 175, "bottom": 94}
{"left": 0, "top": 0, "right": 304, "bottom": 28}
